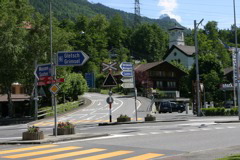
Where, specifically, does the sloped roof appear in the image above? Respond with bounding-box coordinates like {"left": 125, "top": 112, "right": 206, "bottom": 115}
{"left": 168, "top": 25, "right": 184, "bottom": 31}
{"left": 0, "top": 94, "right": 30, "bottom": 102}
{"left": 134, "top": 61, "right": 187, "bottom": 74}
{"left": 135, "top": 61, "right": 162, "bottom": 72}
{"left": 163, "top": 45, "right": 195, "bottom": 59}
{"left": 224, "top": 67, "right": 233, "bottom": 75}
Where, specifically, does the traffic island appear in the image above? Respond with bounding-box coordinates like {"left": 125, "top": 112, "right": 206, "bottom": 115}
{"left": 0, "top": 133, "right": 110, "bottom": 145}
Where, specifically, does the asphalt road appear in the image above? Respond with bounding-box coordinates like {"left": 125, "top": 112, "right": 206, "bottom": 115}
{"left": 1, "top": 93, "right": 240, "bottom": 159}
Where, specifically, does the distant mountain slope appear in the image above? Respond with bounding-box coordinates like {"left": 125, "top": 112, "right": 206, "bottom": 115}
{"left": 29, "top": 0, "right": 182, "bottom": 30}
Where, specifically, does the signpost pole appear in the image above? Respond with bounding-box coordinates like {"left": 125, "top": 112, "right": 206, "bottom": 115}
{"left": 133, "top": 66, "right": 137, "bottom": 121}
{"left": 49, "top": 0, "right": 57, "bottom": 137}
{"left": 53, "top": 55, "right": 57, "bottom": 137}
{"left": 34, "top": 60, "right": 38, "bottom": 120}
{"left": 109, "top": 89, "right": 112, "bottom": 123}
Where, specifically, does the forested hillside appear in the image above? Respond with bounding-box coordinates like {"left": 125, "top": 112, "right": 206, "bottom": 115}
{"left": 29, "top": 0, "right": 180, "bottom": 30}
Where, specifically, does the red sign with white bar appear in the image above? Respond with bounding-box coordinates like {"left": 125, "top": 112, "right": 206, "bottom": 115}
{"left": 37, "top": 78, "right": 64, "bottom": 86}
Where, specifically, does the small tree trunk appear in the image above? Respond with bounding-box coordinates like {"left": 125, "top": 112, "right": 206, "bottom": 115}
{"left": 7, "top": 87, "right": 13, "bottom": 117}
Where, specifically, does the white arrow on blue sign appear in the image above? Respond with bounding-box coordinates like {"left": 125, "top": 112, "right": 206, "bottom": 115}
{"left": 120, "top": 62, "right": 133, "bottom": 71}
{"left": 57, "top": 51, "right": 89, "bottom": 66}
{"left": 34, "top": 63, "right": 52, "bottom": 80}
{"left": 121, "top": 71, "right": 133, "bottom": 77}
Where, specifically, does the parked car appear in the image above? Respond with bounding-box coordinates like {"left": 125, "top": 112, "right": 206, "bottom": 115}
{"left": 171, "top": 102, "right": 185, "bottom": 113}
{"left": 157, "top": 101, "right": 172, "bottom": 113}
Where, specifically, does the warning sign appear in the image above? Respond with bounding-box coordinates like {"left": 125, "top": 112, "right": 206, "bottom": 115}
{"left": 103, "top": 74, "right": 117, "bottom": 87}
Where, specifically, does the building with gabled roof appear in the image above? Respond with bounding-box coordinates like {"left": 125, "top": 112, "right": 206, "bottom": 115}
{"left": 164, "top": 25, "right": 195, "bottom": 69}
{"left": 164, "top": 45, "right": 195, "bottom": 69}
{"left": 134, "top": 61, "right": 188, "bottom": 100}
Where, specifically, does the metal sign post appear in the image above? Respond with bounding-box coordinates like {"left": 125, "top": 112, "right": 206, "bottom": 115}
{"left": 120, "top": 62, "right": 137, "bottom": 121}
{"left": 106, "top": 90, "right": 114, "bottom": 122}
{"left": 102, "top": 62, "right": 117, "bottom": 123}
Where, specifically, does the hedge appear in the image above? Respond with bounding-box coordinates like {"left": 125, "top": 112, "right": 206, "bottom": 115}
{"left": 202, "top": 107, "right": 238, "bottom": 116}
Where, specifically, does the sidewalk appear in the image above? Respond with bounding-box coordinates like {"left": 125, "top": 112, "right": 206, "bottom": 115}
{"left": 0, "top": 133, "right": 109, "bottom": 145}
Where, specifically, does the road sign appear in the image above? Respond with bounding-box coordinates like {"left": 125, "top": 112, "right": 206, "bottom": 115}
{"left": 49, "top": 84, "right": 60, "bottom": 94}
{"left": 106, "top": 96, "right": 114, "bottom": 104}
{"left": 103, "top": 74, "right": 117, "bottom": 87}
{"left": 39, "top": 76, "right": 52, "bottom": 81}
{"left": 121, "top": 82, "right": 134, "bottom": 88}
{"left": 34, "top": 63, "right": 52, "bottom": 80}
{"left": 121, "top": 71, "right": 133, "bottom": 77}
{"left": 102, "top": 62, "right": 118, "bottom": 72}
{"left": 45, "top": 78, "right": 65, "bottom": 84}
{"left": 120, "top": 62, "right": 133, "bottom": 71}
{"left": 57, "top": 51, "right": 89, "bottom": 66}
{"left": 85, "top": 73, "right": 95, "bottom": 88}
{"left": 121, "top": 77, "right": 133, "bottom": 83}
{"left": 37, "top": 81, "right": 46, "bottom": 86}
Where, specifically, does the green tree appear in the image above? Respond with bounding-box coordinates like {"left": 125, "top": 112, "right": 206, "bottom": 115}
{"left": 60, "top": 73, "right": 88, "bottom": 101}
{"left": 130, "top": 23, "right": 168, "bottom": 62}
{"left": 0, "top": 0, "right": 34, "bottom": 117}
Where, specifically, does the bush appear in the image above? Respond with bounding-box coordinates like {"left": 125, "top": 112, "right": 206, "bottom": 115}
{"left": 202, "top": 107, "right": 238, "bottom": 116}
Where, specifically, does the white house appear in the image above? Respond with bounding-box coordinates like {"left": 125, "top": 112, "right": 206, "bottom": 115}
{"left": 164, "top": 26, "right": 195, "bottom": 69}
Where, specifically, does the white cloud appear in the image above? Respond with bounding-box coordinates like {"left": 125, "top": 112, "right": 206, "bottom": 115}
{"left": 158, "top": 0, "right": 182, "bottom": 22}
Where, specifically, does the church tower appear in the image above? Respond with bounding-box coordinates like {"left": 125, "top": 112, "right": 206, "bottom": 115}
{"left": 168, "top": 26, "right": 185, "bottom": 48}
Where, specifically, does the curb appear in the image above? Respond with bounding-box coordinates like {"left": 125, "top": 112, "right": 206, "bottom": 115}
{"left": 98, "top": 119, "right": 187, "bottom": 126}
{"left": 0, "top": 133, "right": 109, "bottom": 145}
{"left": 215, "top": 120, "right": 240, "bottom": 123}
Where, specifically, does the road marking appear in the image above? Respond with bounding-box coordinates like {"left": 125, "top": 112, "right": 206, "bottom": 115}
{"left": 227, "top": 126, "right": 237, "bottom": 129}
{"left": 55, "top": 134, "right": 133, "bottom": 144}
{"left": 2, "top": 146, "right": 81, "bottom": 158}
{"left": 0, "top": 137, "right": 21, "bottom": 140}
{"left": 0, "top": 145, "right": 57, "bottom": 154}
{"left": 215, "top": 127, "right": 224, "bottom": 130}
{"left": 189, "top": 129, "right": 199, "bottom": 132}
{"left": 163, "top": 131, "right": 173, "bottom": 134}
{"left": 137, "top": 133, "right": 147, "bottom": 136}
{"left": 150, "top": 132, "right": 161, "bottom": 134}
{"left": 75, "top": 150, "right": 134, "bottom": 160}
{"left": 201, "top": 128, "right": 212, "bottom": 131}
{"left": 123, "top": 153, "right": 165, "bottom": 160}
{"left": 31, "top": 148, "right": 106, "bottom": 160}
{"left": 176, "top": 130, "right": 185, "bottom": 132}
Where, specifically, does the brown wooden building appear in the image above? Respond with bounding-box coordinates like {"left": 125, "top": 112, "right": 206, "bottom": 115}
{"left": 135, "top": 61, "right": 188, "bottom": 99}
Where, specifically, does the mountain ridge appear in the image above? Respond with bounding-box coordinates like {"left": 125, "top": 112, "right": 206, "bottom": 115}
{"left": 29, "top": 0, "right": 183, "bottom": 31}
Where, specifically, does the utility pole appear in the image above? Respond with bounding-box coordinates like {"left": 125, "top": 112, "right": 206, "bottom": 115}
{"left": 194, "top": 19, "right": 204, "bottom": 117}
{"left": 233, "top": 0, "right": 240, "bottom": 120}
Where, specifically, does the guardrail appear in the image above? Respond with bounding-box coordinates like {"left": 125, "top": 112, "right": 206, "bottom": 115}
{"left": 37, "top": 99, "right": 85, "bottom": 118}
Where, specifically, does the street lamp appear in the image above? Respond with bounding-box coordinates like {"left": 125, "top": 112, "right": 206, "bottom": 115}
{"left": 194, "top": 19, "right": 204, "bottom": 117}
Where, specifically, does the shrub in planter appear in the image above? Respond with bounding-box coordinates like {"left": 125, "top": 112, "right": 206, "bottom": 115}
{"left": 145, "top": 114, "right": 156, "bottom": 121}
{"left": 53, "top": 121, "right": 75, "bottom": 135}
{"left": 117, "top": 114, "right": 131, "bottom": 122}
{"left": 22, "top": 126, "right": 44, "bottom": 140}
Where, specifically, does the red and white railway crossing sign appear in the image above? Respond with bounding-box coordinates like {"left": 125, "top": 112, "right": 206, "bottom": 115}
{"left": 102, "top": 62, "right": 118, "bottom": 72}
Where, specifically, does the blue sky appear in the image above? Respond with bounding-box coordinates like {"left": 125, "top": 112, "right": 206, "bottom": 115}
{"left": 87, "top": 0, "right": 240, "bottom": 29}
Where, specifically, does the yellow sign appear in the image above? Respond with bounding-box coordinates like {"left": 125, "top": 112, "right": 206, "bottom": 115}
{"left": 49, "top": 84, "right": 60, "bottom": 94}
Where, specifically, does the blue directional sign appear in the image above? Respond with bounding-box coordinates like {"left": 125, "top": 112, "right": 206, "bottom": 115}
{"left": 121, "top": 71, "right": 133, "bottom": 77}
{"left": 57, "top": 51, "right": 89, "bottom": 66}
{"left": 85, "top": 72, "right": 95, "bottom": 88}
{"left": 34, "top": 63, "right": 52, "bottom": 80}
{"left": 120, "top": 62, "right": 133, "bottom": 71}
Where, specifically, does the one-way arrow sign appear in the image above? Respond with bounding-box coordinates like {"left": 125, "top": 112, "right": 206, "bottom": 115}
{"left": 57, "top": 51, "right": 89, "bottom": 66}
{"left": 34, "top": 63, "right": 52, "bottom": 80}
